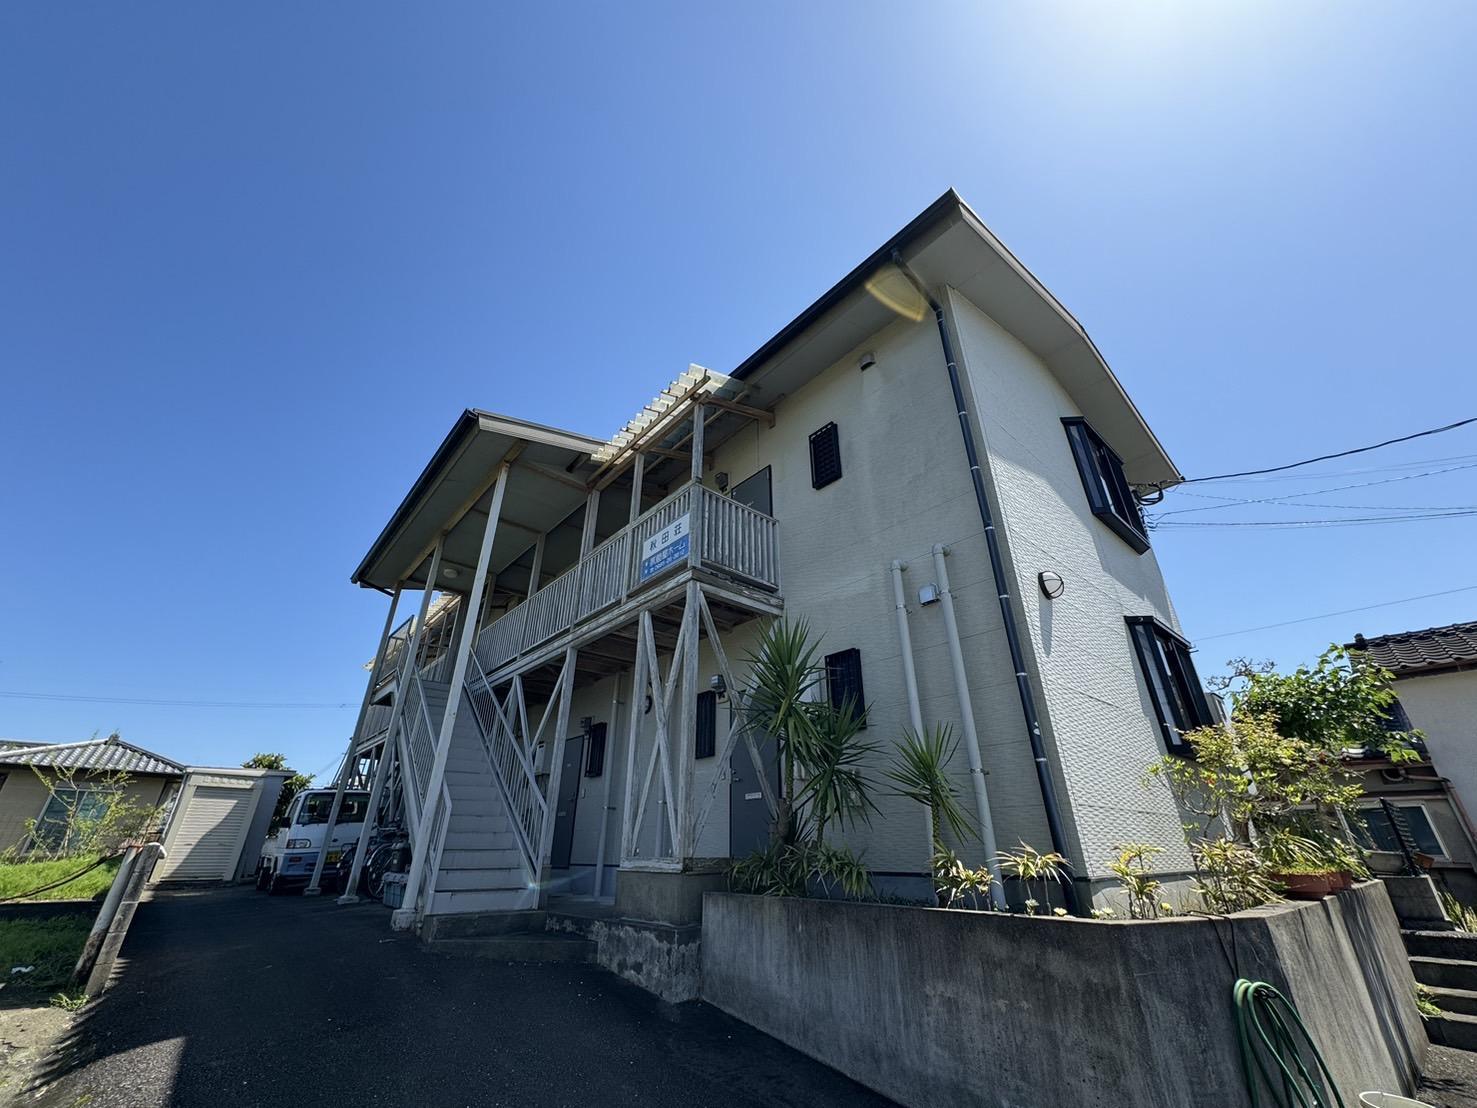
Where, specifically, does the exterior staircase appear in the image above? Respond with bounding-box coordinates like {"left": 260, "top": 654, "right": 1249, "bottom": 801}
{"left": 415, "top": 680, "right": 539, "bottom": 916}
{"left": 1406, "top": 930, "right": 1477, "bottom": 1051}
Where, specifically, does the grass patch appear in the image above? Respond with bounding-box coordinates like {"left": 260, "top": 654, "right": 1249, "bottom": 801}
{"left": 0, "top": 855, "right": 120, "bottom": 902}
{"left": 0, "top": 916, "right": 91, "bottom": 994}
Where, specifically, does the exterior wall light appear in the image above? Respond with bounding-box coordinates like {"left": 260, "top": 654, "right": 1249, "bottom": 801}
{"left": 1039, "top": 571, "right": 1065, "bottom": 599}
{"left": 710, "top": 674, "right": 727, "bottom": 699}
{"left": 918, "top": 583, "right": 940, "bottom": 606}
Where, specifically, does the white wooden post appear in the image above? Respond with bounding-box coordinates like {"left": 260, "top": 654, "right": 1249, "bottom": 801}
{"left": 528, "top": 533, "right": 546, "bottom": 598}
{"left": 619, "top": 624, "right": 647, "bottom": 862}
{"left": 628, "top": 453, "right": 645, "bottom": 524}
{"left": 687, "top": 403, "right": 705, "bottom": 570}
{"left": 306, "top": 585, "right": 402, "bottom": 894}
{"left": 392, "top": 464, "right": 510, "bottom": 929}
{"left": 535, "top": 645, "right": 579, "bottom": 900}
{"left": 677, "top": 580, "right": 700, "bottom": 857}
{"left": 580, "top": 489, "right": 601, "bottom": 557}
{"left": 593, "top": 673, "right": 621, "bottom": 898}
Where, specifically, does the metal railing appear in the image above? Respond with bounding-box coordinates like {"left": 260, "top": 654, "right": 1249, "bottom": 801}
{"left": 462, "top": 655, "right": 544, "bottom": 881}
{"left": 474, "top": 482, "right": 779, "bottom": 673}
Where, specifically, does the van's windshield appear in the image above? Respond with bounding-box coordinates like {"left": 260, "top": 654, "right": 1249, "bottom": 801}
{"left": 296, "top": 792, "right": 369, "bottom": 826}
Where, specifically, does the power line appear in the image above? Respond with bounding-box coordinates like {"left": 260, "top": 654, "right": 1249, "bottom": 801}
{"left": 1153, "top": 461, "right": 1477, "bottom": 519}
{"left": 1192, "top": 452, "right": 1477, "bottom": 484}
{"left": 1156, "top": 510, "right": 1477, "bottom": 529}
{"left": 1195, "top": 585, "right": 1477, "bottom": 642}
{"left": 0, "top": 690, "right": 352, "bottom": 710}
{"left": 1178, "top": 417, "right": 1477, "bottom": 485}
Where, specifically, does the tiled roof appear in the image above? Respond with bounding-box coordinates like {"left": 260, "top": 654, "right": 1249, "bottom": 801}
{"left": 1348, "top": 620, "right": 1477, "bottom": 676}
{"left": 0, "top": 736, "right": 184, "bottom": 777}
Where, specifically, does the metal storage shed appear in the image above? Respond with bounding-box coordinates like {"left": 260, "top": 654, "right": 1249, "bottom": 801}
{"left": 152, "top": 767, "right": 290, "bottom": 884}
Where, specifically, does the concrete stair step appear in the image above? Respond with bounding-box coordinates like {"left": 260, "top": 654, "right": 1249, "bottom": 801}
{"left": 440, "top": 848, "right": 525, "bottom": 870}
{"left": 428, "top": 934, "right": 594, "bottom": 965}
{"left": 1429, "top": 1011, "right": 1477, "bottom": 1052}
{"left": 1412, "top": 956, "right": 1477, "bottom": 992}
{"left": 450, "top": 797, "right": 505, "bottom": 817}
{"left": 448, "top": 813, "right": 511, "bottom": 834}
{"left": 436, "top": 866, "right": 527, "bottom": 891}
{"left": 443, "top": 830, "right": 516, "bottom": 851}
{"left": 1430, "top": 986, "right": 1477, "bottom": 1018}
{"left": 428, "top": 886, "right": 538, "bottom": 914}
{"left": 1405, "top": 931, "right": 1477, "bottom": 961}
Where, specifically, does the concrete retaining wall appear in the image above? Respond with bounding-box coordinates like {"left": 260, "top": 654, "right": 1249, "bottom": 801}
{"left": 701, "top": 881, "right": 1426, "bottom": 1107}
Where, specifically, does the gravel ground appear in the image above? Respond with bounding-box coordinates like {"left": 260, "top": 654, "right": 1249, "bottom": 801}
{"left": 27, "top": 886, "right": 894, "bottom": 1107}
{"left": 1422, "top": 1045, "right": 1477, "bottom": 1107}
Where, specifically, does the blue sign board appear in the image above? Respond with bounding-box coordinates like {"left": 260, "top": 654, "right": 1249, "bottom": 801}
{"left": 639, "top": 517, "right": 690, "bottom": 582}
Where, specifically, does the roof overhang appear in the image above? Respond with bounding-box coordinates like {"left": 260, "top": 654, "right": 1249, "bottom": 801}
{"left": 728, "top": 189, "right": 1182, "bottom": 488}
{"left": 352, "top": 411, "right": 604, "bottom": 592}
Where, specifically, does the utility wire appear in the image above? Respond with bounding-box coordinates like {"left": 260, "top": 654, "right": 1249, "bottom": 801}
{"left": 1153, "top": 461, "right": 1477, "bottom": 519}
{"left": 1177, "top": 417, "right": 1477, "bottom": 485}
{"left": 1195, "top": 585, "right": 1477, "bottom": 642}
{"left": 0, "top": 690, "right": 351, "bottom": 710}
{"left": 1155, "top": 509, "right": 1477, "bottom": 529}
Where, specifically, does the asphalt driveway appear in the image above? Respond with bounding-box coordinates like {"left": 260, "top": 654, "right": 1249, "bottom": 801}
{"left": 32, "top": 886, "right": 893, "bottom": 1107}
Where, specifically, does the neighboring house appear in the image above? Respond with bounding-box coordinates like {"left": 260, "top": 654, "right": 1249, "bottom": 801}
{"left": 1347, "top": 620, "right": 1477, "bottom": 902}
{"left": 332, "top": 190, "right": 1217, "bottom": 928}
{"left": 0, "top": 735, "right": 183, "bottom": 854}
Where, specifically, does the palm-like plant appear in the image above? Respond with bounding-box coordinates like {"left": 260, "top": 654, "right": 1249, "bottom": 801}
{"left": 740, "top": 618, "right": 825, "bottom": 844}
{"left": 790, "top": 692, "right": 879, "bottom": 845}
{"left": 996, "top": 843, "right": 1070, "bottom": 914}
{"left": 884, "top": 724, "right": 976, "bottom": 851}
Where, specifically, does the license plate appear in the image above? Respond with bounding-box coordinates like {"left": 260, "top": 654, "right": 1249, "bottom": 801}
{"left": 326, "top": 852, "right": 341, "bottom": 864}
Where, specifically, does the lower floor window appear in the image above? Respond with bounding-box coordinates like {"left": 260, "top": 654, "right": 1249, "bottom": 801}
{"left": 34, "top": 788, "right": 111, "bottom": 852}
{"left": 1354, "top": 802, "right": 1446, "bottom": 858}
{"left": 1126, "top": 616, "right": 1214, "bottom": 756}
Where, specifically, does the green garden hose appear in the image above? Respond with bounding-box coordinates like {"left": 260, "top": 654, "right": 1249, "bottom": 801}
{"left": 1235, "top": 978, "right": 1346, "bottom": 1108}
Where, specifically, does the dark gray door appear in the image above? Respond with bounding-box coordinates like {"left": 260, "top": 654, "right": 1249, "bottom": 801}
{"left": 727, "top": 466, "right": 779, "bottom": 857}
{"left": 729, "top": 726, "right": 780, "bottom": 858}
{"left": 550, "top": 736, "right": 584, "bottom": 870}
{"left": 730, "top": 466, "right": 772, "bottom": 515}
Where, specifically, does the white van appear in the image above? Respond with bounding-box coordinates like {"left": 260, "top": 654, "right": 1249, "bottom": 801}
{"left": 256, "top": 788, "right": 369, "bottom": 894}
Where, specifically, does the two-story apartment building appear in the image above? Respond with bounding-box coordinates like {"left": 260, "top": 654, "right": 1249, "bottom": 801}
{"left": 326, "top": 190, "right": 1214, "bottom": 935}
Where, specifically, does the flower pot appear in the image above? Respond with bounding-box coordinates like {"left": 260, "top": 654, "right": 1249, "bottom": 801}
{"left": 1272, "top": 871, "right": 1338, "bottom": 899}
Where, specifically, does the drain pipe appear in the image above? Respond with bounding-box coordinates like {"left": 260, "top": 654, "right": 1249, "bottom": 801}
{"left": 932, "top": 545, "right": 1007, "bottom": 910}
{"left": 890, "top": 560, "right": 937, "bottom": 869}
{"left": 893, "top": 250, "right": 1080, "bottom": 915}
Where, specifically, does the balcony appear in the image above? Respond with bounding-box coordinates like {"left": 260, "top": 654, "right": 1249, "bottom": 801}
{"left": 474, "top": 481, "right": 779, "bottom": 674}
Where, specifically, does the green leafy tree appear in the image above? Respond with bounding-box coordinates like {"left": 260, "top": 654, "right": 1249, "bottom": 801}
{"left": 1147, "top": 645, "right": 1419, "bottom": 911}
{"left": 242, "top": 753, "right": 312, "bottom": 833}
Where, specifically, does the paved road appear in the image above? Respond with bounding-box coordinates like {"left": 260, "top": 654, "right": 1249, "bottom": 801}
{"left": 34, "top": 886, "right": 893, "bottom": 1107}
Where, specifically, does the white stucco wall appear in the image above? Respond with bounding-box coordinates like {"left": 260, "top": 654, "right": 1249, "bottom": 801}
{"left": 1397, "top": 669, "right": 1477, "bottom": 832}
{"left": 527, "top": 286, "right": 1196, "bottom": 900}
{"left": 946, "top": 288, "right": 1196, "bottom": 884}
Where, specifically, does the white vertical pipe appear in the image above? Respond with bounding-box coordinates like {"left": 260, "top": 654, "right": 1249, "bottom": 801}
{"left": 890, "top": 561, "right": 935, "bottom": 867}
{"left": 593, "top": 672, "right": 622, "bottom": 899}
{"left": 931, "top": 543, "right": 1007, "bottom": 909}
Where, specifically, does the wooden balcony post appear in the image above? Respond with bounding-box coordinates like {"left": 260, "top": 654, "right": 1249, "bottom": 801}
{"left": 305, "top": 583, "right": 403, "bottom": 895}
{"left": 688, "top": 403, "right": 705, "bottom": 571}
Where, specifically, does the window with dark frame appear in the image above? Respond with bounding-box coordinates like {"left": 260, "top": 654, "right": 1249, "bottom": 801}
{"left": 825, "top": 647, "right": 867, "bottom": 729}
{"left": 695, "top": 691, "right": 717, "bottom": 759}
{"left": 809, "top": 422, "right": 842, "bottom": 489}
{"left": 1063, "top": 418, "right": 1149, "bottom": 554}
{"left": 1127, "top": 617, "right": 1213, "bottom": 756}
{"left": 583, "top": 722, "right": 608, "bottom": 777}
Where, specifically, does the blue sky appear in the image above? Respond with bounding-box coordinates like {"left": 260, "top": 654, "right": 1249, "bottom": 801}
{"left": 3, "top": 2, "right": 1474, "bottom": 780}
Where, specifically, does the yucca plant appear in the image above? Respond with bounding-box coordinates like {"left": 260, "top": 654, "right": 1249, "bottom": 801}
{"left": 790, "top": 692, "right": 879, "bottom": 845}
{"left": 996, "top": 842, "right": 1070, "bottom": 914}
{"left": 740, "top": 618, "right": 825, "bottom": 845}
{"left": 884, "top": 724, "right": 976, "bottom": 851}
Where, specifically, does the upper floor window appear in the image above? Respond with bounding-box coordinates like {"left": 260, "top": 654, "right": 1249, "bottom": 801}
{"left": 1127, "top": 616, "right": 1213, "bottom": 756}
{"left": 809, "top": 422, "right": 843, "bottom": 489}
{"left": 1063, "top": 418, "right": 1149, "bottom": 553}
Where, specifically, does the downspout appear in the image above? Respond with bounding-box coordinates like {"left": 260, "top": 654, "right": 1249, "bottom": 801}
{"left": 932, "top": 545, "right": 1007, "bottom": 910}
{"left": 890, "top": 560, "right": 939, "bottom": 872}
{"left": 892, "top": 251, "right": 1081, "bottom": 915}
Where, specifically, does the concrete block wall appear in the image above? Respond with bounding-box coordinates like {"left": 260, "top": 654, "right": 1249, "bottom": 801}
{"left": 701, "top": 881, "right": 1426, "bottom": 1108}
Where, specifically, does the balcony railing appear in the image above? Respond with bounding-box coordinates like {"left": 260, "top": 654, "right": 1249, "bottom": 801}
{"left": 475, "top": 481, "right": 778, "bottom": 674}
